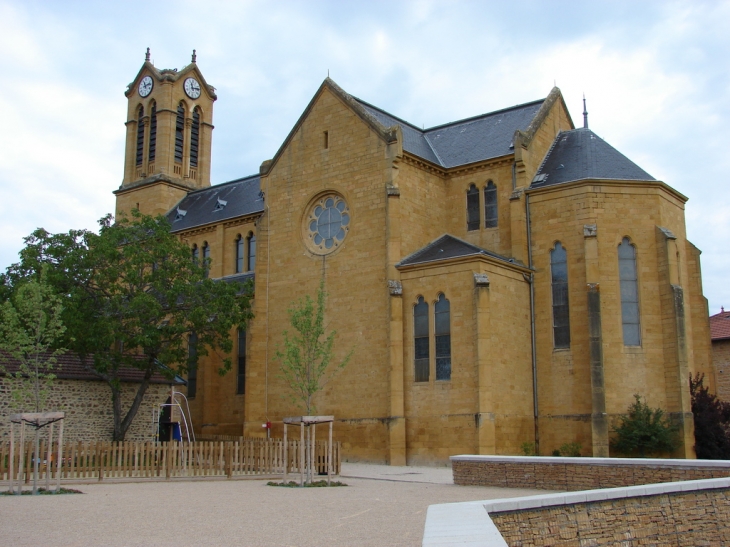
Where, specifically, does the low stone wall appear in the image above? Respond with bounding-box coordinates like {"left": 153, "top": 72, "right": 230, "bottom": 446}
{"left": 451, "top": 454, "right": 730, "bottom": 491}
{"left": 0, "top": 378, "right": 171, "bottom": 442}
{"left": 491, "top": 485, "right": 730, "bottom": 546}
{"left": 422, "top": 478, "right": 730, "bottom": 546}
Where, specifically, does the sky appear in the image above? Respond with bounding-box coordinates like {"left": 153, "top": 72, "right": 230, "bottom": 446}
{"left": 0, "top": 0, "right": 729, "bottom": 313}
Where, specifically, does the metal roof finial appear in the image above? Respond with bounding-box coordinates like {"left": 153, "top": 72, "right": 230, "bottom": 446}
{"left": 192, "top": 49, "right": 197, "bottom": 63}
{"left": 145, "top": 47, "right": 151, "bottom": 62}
{"left": 583, "top": 93, "right": 588, "bottom": 129}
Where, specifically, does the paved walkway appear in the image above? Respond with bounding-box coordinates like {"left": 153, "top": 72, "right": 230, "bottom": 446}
{"left": 0, "top": 463, "right": 544, "bottom": 546}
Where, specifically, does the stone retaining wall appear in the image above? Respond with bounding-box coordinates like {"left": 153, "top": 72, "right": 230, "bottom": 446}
{"left": 1, "top": 378, "right": 171, "bottom": 442}
{"left": 491, "top": 483, "right": 730, "bottom": 546}
{"left": 451, "top": 454, "right": 730, "bottom": 491}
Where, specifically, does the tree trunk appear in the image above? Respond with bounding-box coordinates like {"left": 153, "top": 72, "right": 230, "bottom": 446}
{"left": 109, "top": 367, "right": 155, "bottom": 442}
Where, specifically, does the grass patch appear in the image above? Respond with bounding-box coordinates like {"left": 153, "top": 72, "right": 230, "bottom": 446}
{"left": 1, "top": 487, "right": 83, "bottom": 496}
{"left": 267, "top": 480, "right": 347, "bottom": 488}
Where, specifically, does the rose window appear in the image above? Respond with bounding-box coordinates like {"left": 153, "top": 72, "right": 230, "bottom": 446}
{"left": 306, "top": 195, "right": 350, "bottom": 253}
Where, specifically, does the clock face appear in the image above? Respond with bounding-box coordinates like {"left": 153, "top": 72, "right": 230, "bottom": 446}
{"left": 184, "top": 77, "right": 201, "bottom": 99}
{"left": 138, "top": 76, "right": 153, "bottom": 97}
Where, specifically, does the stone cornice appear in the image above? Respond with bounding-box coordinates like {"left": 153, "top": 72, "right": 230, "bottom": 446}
{"left": 525, "top": 178, "right": 688, "bottom": 204}
{"left": 401, "top": 152, "right": 515, "bottom": 179}
{"left": 396, "top": 252, "right": 531, "bottom": 275}
{"left": 114, "top": 173, "right": 201, "bottom": 195}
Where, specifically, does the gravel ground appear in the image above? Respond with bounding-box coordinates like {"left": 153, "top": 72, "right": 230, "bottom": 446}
{"left": 0, "top": 464, "right": 545, "bottom": 546}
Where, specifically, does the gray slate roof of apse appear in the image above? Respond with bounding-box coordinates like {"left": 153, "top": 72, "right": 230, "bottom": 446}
{"left": 532, "top": 128, "right": 655, "bottom": 188}
{"left": 167, "top": 174, "right": 263, "bottom": 233}
{"left": 356, "top": 98, "right": 544, "bottom": 168}
{"left": 397, "top": 234, "right": 518, "bottom": 268}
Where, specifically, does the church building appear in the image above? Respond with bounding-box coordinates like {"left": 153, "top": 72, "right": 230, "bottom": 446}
{"left": 114, "top": 51, "right": 714, "bottom": 463}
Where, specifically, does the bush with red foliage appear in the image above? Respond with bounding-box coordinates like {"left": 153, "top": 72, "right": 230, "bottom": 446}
{"left": 690, "top": 373, "right": 730, "bottom": 459}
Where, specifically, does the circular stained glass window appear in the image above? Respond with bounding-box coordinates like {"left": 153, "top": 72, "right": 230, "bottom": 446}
{"left": 305, "top": 194, "right": 350, "bottom": 254}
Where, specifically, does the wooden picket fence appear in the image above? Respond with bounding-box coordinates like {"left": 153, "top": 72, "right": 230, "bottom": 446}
{"left": 0, "top": 439, "right": 340, "bottom": 484}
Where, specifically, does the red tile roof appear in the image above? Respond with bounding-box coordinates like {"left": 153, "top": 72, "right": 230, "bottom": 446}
{"left": 0, "top": 351, "right": 184, "bottom": 385}
{"left": 710, "top": 310, "right": 730, "bottom": 341}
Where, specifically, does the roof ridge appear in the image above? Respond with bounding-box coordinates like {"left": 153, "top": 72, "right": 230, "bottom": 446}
{"left": 535, "top": 130, "right": 563, "bottom": 177}
{"left": 423, "top": 133, "right": 446, "bottom": 166}
{"left": 353, "top": 97, "right": 425, "bottom": 133}
{"left": 425, "top": 98, "right": 545, "bottom": 132}
{"left": 186, "top": 173, "right": 260, "bottom": 195}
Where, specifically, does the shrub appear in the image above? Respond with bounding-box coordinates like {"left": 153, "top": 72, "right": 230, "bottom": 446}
{"left": 520, "top": 441, "right": 537, "bottom": 456}
{"left": 690, "top": 373, "right": 730, "bottom": 459}
{"left": 610, "top": 394, "right": 678, "bottom": 457}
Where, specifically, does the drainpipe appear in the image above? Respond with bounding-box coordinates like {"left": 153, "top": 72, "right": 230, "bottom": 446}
{"left": 525, "top": 192, "right": 539, "bottom": 454}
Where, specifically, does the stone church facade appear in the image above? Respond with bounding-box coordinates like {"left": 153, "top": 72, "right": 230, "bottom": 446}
{"left": 114, "top": 52, "right": 714, "bottom": 463}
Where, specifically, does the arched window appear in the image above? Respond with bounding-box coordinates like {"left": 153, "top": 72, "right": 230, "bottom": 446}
{"left": 247, "top": 232, "right": 256, "bottom": 271}
{"left": 619, "top": 238, "right": 641, "bottom": 346}
{"left": 551, "top": 242, "right": 570, "bottom": 348}
{"left": 235, "top": 235, "right": 244, "bottom": 274}
{"left": 191, "top": 244, "right": 199, "bottom": 265}
{"left": 466, "top": 184, "right": 480, "bottom": 231}
{"left": 190, "top": 107, "right": 200, "bottom": 168}
{"left": 187, "top": 331, "right": 198, "bottom": 399}
{"left": 148, "top": 102, "right": 157, "bottom": 163}
{"left": 237, "top": 329, "right": 246, "bottom": 395}
{"left": 202, "top": 242, "right": 210, "bottom": 278}
{"left": 484, "top": 181, "right": 497, "bottom": 228}
{"left": 135, "top": 105, "right": 145, "bottom": 166}
{"left": 174, "top": 103, "right": 185, "bottom": 163}
{"left": 414, "top": 297, "right": 429, "bottom": 382}
{"left": 434, "top": 294, "right": 451, "bottom": 381}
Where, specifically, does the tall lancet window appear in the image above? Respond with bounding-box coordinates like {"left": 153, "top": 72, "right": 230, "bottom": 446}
{"left": 434, "top": 294, "right": 451, "bottom": 381}
{"left": 202, "top": 242, "right": 210, "bottom": 278}
{"left": 190, "top": 107, "right": 200, "bottom": 168}
{"left": 174, "top": 103, "right": 185, "bottom": 163}
{"left": 235, "top": 235, "right": 244, "bottom": 274}
{"left": 618, "top": 238, "right": 641, "bottom": 346}
{"left": 247, "top": 232, "right": 256, "bottom": 271}
{"left": 135, "top": 105, "right": 145, "bottom": 166}
{"left": 466, "top": 184, "right": 479, "bottom": 231}
{"left": 414, "top": 297, "right": 429, "bottom": 382}
{"left": 484, "top": 181, "right": 497, "bottom": 228}
{"left": 551, "top": 242, "right": 570, "bottom": 348}
{"left": 148, "top": 102, "right": 157, "bottom": 163}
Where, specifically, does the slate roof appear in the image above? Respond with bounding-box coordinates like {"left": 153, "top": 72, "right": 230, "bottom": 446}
{"left": 531, "top": 128, "right": 655, "bottom": 188}
{"left": 397, "top": 234, "right": 519, "bottom": 268}
{"left": 710, "top": 310, "right": 730, "bottom": 341}
{"left": 356, "top": 99, "right": 544, "bottom": 168}
{"left": 167, "top": 174, "right": 263, "bottom": 233}
{"left": 0, "top": 351, "right": 185, "bottom": 384}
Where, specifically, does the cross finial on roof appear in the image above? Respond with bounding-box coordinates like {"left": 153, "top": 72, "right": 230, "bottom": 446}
{"left": 145, "top": 47, "right": 151, "bottom": 62}
{"left": 192, "top": 49, "right": 197, "bottom": 63}
{"left": 583, "top": 94, "right": 588, "bottom": 129}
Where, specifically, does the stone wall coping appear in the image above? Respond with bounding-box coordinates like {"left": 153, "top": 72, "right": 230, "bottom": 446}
{"left": 450, "top": 454, "right": 730, "bottom": 468}
{"left": 422, "top": 477, "right": 730, "bottom": 547}
{"left": 481, "top": 477, "right": 730, "bottom": 513}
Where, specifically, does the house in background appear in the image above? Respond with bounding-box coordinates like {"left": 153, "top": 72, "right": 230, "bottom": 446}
{"left": 112, "top": 51, "right": 714, "bottom": 463}
{"left": 710, "top": 308, "right": 730, "bottom": 402}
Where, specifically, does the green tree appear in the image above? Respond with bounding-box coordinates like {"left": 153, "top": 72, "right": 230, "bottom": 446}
{"left": 276, "top": 279, "right": 351, "bottom": 415}
{"left": 0, "top": 270, "right": 66, "bottom": 495}
{"left": 0, "top": 270, "right": 65, "bottom": 412}
{"left": 610, "top": 394, "right": 679, "bottom": 457}
{"left": 3, "top": 211, "right": 253, "bottom": 441}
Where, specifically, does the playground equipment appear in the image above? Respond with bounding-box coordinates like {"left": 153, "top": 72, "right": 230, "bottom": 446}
{"left": 153, "top": 388, "right": 195, "bottom": 443}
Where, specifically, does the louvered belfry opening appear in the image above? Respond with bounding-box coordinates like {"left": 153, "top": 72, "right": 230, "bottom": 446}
{"left": 174, "top": 103, "right": 185, "bottom": 164}
{"left": 148, "top": 102, "right": 157, "bottom": 162}
{"left": 135, "top": 106, "right": 145, "bottom": 166}
{"left": 190, "top": 107, "right": 200, "bottom": 168}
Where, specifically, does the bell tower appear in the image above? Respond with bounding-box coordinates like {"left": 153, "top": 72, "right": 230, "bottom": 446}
{"left": 115, "top": 49, "right": 217, "bottom": 217}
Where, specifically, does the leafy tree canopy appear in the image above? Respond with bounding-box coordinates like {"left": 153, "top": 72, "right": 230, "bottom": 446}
{"left": 610, "top": 394, "right": 679, "bottom": 457}
{"left": 2, "top": 210, "right": 253, "bottom": 440}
